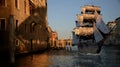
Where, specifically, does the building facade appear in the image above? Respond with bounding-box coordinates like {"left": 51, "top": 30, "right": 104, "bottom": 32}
{"left": 72, "top": 5, "right": 101, "bottom": 45}
{"left": 72, "top": 5, "right": 110, "bottom": 53}
{"left": 58, "top": 38, "right": 72, "bottom": 49}
{"left": 0, "top": 0, "right": 51, "bottom": 62}
{"left": 15, "top": 0, "right": 51, "bottom": 53}
{"left": 50, "top": 31, "right": 58, "bottom": 48}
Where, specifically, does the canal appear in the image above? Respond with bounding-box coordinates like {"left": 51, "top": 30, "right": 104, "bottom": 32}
{"left": 14, "top": 46, "right": 120, "bottom": 67}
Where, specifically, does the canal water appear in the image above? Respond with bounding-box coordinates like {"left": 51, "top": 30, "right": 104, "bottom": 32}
{"left": 15, "top": 46, "right": 120, "bottom": 67}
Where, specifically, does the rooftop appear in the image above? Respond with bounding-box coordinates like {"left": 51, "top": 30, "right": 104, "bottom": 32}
{"left": 81, "top": 5, "right": 101, "bottom": 11}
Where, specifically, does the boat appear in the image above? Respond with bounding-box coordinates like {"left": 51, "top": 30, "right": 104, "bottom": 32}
{"left": 72, "top": 5, "right": 110, "bottom": 53}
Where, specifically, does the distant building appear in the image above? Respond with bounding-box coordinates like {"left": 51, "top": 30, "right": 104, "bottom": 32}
{"left": 104, "top": 17, "right": 120, "bottom": 45}
{"left": 0, "top": 0, "right": 51, "bottom": 55}
{"left": 107, "top": 21, "right": 116, "bottom": 30}
{"left": 50, "top": 31, "right": 58, "bottom": 48}
{"left": 57, "top": 38, "right": 72, "bottom": 49}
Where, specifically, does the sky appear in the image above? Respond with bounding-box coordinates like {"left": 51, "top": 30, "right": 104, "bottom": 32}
{"left": 47, "top": 0, "right": 120, "bottom": 39}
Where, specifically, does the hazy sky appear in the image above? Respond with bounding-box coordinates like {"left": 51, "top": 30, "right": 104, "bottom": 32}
{"left": 47, "top": 0, "right": 120, "bottom": 39}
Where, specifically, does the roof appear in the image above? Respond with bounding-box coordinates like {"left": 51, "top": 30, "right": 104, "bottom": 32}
{"left": 81, "top": 5, "right": 101, "bottom": 11}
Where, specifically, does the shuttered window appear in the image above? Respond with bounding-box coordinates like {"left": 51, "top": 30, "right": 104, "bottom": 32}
{"left": 0, "top": 19, "right": 5, "bottom": 31}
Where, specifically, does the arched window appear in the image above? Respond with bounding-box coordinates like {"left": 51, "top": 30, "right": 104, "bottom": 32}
{"left": 30, "top": 21, "right": 36, "bottom": 32}
{"left": 15, "top": 39, "right": 19, "bottom": 46}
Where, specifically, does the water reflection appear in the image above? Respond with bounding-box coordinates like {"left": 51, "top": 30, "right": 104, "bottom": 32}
{"left": 16, "top": 53, "right": 50, "bottom": 67}
{"left": 15, "top": 50, "right": 74, "bottom": 67}
{"left": 15, "top": 46, "right": 120, "bottom": 67}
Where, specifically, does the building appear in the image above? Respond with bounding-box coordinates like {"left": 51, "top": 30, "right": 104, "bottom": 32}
{"left": 63, "top": 38, "right": 72, "bottom": 50}
{"left": 0, "top": 0, "right": 51, "bottom": 63}
{"left": 50, "top": 31, "right": 58, "bottom": 48}
{"left": 72, "top": 5, "right": 110, "bottom": 53}
{"left": 107, "top": 21, "right": 116, "bottom": 30}
{"left": 54, "top": 38, "right": 72, "bottom": 49}
{"left": 15, "top": 0, "right": 51, "bottom": 53}
{"left": 49, "top": 30, "right": 72, "bottom": 49}
{"left": 104, "top": 17, "right": 120, "bottom": 45}
{"left": 72, "top": 5, "right": 101, "bottom": 45}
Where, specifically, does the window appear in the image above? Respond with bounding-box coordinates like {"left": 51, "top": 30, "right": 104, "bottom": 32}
{"left": 15, "top": 0, "right": 19, "bottom": 9}
{"left": 0, "top": 19, "right": 5, "bottom": 31}
{"left": 85, "top": 10, "right": 95, "bottom": 14}
{"left": 16, "top": 20, "right": 18, "bottom": 31}
{"left": 25, "top": 24, "right": 27, "bottom": 32}
{"left": 30, "top": 39, "right": 33, "bottom": 51}
{"left": 81, "top": 12, "right": 83, "bottom": 14}
{"left": 0, "top": 0, "right": 5, "bottom": 6}
{"left": 24, "top": 0, "right": 26, "bottom": 13}
{"left": 97, "top": 11, "right": 101, "bottom": 14}
{"left": 83, "top": 19, "right": 94, "bottom": 27}
{"left": 15, "top": 40, "right": 19, "bottom": 46}
{"left": 30, "top": 21, "right": 36, "bottom": 32}
{"left": 46, "top": 2, "right": 47, "bottom": 6}
{"left": 29, "top": 2, "right": 35, "bottom": 14}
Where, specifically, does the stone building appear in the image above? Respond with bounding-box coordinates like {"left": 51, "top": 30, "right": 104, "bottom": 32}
{"left": 0, "top": 0, "right": 51, "bottom": 62}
